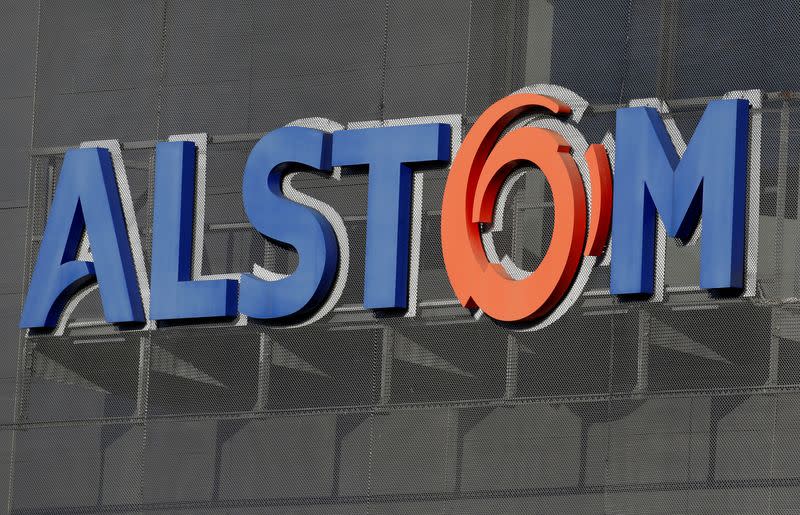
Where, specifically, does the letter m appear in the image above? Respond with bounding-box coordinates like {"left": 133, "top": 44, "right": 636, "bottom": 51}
{"left": 610, "top": 99, "right": 750, "bottom": 295}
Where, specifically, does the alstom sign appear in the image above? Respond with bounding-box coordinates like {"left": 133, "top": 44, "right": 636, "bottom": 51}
{"left": 19, "top": 86, "right": 761, "bottom": 330}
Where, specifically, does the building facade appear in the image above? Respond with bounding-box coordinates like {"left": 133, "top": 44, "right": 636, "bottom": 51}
{"left": 2, "top": 0, "right": 800, "bottom": 513}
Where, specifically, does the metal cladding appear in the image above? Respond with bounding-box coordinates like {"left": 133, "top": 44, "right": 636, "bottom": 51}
{"left": 6, "top": 1, "right": 800, "bottom": 513}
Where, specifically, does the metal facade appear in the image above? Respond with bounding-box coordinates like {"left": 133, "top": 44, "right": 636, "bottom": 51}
{"left": 4, "top": 0, "right": 800, "bottom": 513}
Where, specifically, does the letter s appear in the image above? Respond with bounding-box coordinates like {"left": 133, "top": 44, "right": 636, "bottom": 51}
{"left": 239, "top": 127, "right": 338, "bottom": 319}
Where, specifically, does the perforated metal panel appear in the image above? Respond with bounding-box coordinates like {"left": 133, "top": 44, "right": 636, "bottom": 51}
{"left": 6, "top": 1, "right": 800, "bottom": 514}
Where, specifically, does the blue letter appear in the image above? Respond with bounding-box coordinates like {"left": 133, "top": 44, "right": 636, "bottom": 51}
{"left": 239, "top": 127, "right": 338, "bottom": 319}
{"left": 331, "top": 124, "right": 450, "bottom": 309}
{"left": 610, "top": 99, "right": 749, "bottom": 295}
{"left": 150, "top": 141, "right": 238, "bottom": 320}
{"left": 20, "top": 148, "right": 144, "bottom": 328}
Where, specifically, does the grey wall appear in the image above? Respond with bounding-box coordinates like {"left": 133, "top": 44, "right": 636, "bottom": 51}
{"left": 6, "top": 1, "right": 800, "bottom": 513}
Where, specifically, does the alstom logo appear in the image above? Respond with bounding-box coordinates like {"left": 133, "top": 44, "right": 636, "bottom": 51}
{"left": 19, "top": 86, "right": 760, "bottom": 331}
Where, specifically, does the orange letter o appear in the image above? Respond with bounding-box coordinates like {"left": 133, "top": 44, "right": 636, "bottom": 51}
{"left": 440, "top": 94, "right": 587, "bottom": 322}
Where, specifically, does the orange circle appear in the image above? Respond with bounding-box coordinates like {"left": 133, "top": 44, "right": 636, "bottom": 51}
{"left": 440, "top": 94, "right": 587, "bottom": 322}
